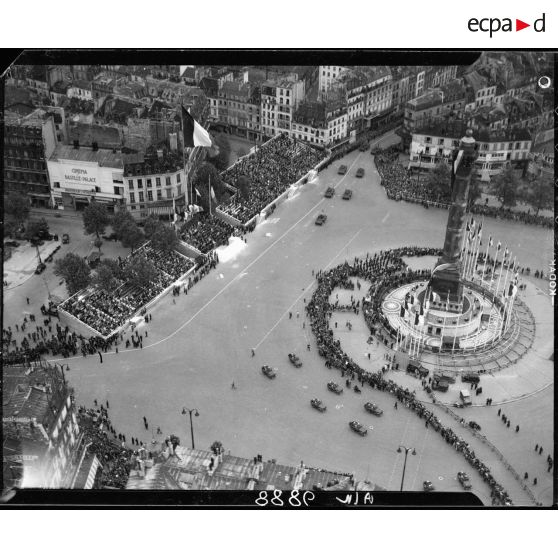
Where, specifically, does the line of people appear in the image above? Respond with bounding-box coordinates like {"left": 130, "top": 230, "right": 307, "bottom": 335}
{"left": 306, "top": 246, "right": 513, "bottom": 505}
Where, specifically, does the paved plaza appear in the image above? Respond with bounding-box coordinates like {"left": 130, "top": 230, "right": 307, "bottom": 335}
{"left": 3, "top": 134, "right": 554, "bottom": 505}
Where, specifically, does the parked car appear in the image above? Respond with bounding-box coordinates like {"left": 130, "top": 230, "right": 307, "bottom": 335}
{"left": 342, "top": 189, "right": 353, "bottom": 200}
{"left": 462, "top": 372, "right": 480, "bottom": 383}
{"left": 407, "top": 361, "right": 429, "bottom": 378}
{"left": 432, "top": 380, "right": 449, "bottom": 392}
{"left": 355, "top": 168, "right": 365, "bottom": 177}
{"left": 327, "top": 381, "right": 343, "bottom": 394}
{"left": 5, "top": 241, "right": 20, "bottom": 248}
{"left": 62, "top": 233, "right": 70, "bottom": 244}
{"left": 261, "top": 365, "right": 276, "bottom": 379}
{"left": 457, "top": 471, "right": 472, "bottom": 490}
{"left": 310, "top": 398, "right": 327, "bottom": 412}
{"left": 364, "top": 402, "right": 383, "bottom": 416}
{"left": 460, "top": 389, "right": 472, "bottom": 406}
{"left": 338, "top": 165, "right": 347, "bottom": 175}
{"left": 324, "top": 187, "right": 335, "bottom": 198}
{"left": 315, "top": 214, "right": 327, "bottom": 226}
{"left": 35, "top": 262, "right": 46, "bottom": 274}
{"left": 288, "top": 353, "right": 302, "bottom": 368}
{"left": 349, "top": 421, "right": 368, "bottom": 436}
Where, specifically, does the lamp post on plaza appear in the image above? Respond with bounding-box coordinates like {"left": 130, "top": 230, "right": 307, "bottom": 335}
{"left": 182, "top": 407, "right": 200, "bottom": 450}
{"left": 397, "top": 445, "right": 416, "bottom": 491}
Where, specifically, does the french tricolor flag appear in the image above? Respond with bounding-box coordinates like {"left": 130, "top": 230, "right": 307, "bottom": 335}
{"left": 181, "top": 105, "right": 212, "bottom": 148}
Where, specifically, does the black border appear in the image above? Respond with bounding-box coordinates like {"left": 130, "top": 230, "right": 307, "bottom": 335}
{"left": 1, "top": 49, "right": 556, "bottom": 510}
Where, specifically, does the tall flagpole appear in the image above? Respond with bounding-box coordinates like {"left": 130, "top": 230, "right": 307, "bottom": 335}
{"left": 490, "top": 242, "right": 502, "bottom": 293}
{"left": 470, "top": 223, "right": 483, "bottom": 282}
{"left": 481, "top": 235, "right": 492, "bottom": 287}
{"left": 495, "top": 246, "right": 508, "bottom": 299}
{"left": 208, "top": 172, "right": 211, "bottom": 215}
{"left": 502, "top": 254, "right": 513, "bottom": 299}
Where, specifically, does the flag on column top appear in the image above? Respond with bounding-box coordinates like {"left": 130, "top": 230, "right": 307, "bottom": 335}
{"left": 181, "top": 105, "right": 212, "bottom": 147}
{"left": 496, "top": 241, "right": 501, "bottom": 251}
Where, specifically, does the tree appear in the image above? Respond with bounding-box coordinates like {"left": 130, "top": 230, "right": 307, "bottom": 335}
{"left": 111, "top": 209, "right": 136, "bottom": 239}
{"left": 54, "top": 253, "right": 91, "bottom": 295}
{"left": 490, "top": 166, "right": 519, "bottom": 208}
{"left": 5, "top": 192, "right": 30, "bottom": 224}
{"left": 150, "top": 223, "right": 179, "bottom": 253}
{"left": 207, "top": 134, "right": 231, "bottom": 171}
{"left": 24, "top": 218, "right": 49, "bottom": 244}
{"left": 520, "top": 178, "right": 553, "bottom": 216}
{"left": 124, "top": 255, "right": 158, "bottom": 290}
{"left": 94, "top": 261, "right": 120, "bottom": 293}
{"left": 93, "top": 238, "right": 103, "bottom": 254}
{"left": 120, "top": 221, "right": 145, "bottom": 253}
{"left": 143, "top": 214, "right": 160, "bottom": 239}
{"left": 467, "top": 175, "right": 483, "bottom": 208}
{"left": 425, "top": 162, "right": 452, "bottom": 198}
{"left": 83, "top": 201, "right": 111, "bottom": 240}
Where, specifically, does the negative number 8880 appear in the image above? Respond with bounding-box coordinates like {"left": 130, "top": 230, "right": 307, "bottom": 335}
{"left": 255, "top": 489, "right": 315, "bottom": 507}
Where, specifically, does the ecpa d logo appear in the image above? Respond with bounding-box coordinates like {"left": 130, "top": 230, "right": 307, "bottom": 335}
{"left": 468, "top": 13, "right": 546, "bottom": 37}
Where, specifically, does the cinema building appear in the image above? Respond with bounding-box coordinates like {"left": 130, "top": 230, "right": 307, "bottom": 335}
{"left": 47, "top": 141, "right": 125, "bottom": 212}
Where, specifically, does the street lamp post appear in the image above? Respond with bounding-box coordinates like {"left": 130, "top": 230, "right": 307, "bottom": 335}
{"left": 397, "top": 445, "right": 416, "bottom": 491}
{"left": 182, "top": 407, "right": 199, "bottom": 449}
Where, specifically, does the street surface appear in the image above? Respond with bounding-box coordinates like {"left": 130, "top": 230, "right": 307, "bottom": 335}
{"left": 3, "top": 132, "right": 554, "bottom": 504}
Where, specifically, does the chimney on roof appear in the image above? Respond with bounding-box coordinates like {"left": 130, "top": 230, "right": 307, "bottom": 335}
{"left": 73, "top": 139, "right": 79, "bottom": 149}
{"left": 92, "top": 141, "right": 98, "bottom": 151}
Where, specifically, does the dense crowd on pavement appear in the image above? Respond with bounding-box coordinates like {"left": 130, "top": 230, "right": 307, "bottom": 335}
{"left": 58, "top": 242, "right": 195, "bottom": 336}
{"left": 2, "top": 308, "right": 119, "bottom": 365}
{"left": 180, "top": 212, "right": 241, "bottom": 254}
{"left": 374, "top": 147, "right": 553, "bottom": 228}
{"left": 375, "top": 148, "right": 452, "bottom": 207}
{"left": 219, "top": 133, "right": 323, "bottom": 223}
{"left": 469, "top": 203, "right": 553, "bottom": 228}
{"left": 306, "top": 247, "right": 513, "bottom": 505}
{"left": 77, "top": 404, "right": 134, "bottom": 489}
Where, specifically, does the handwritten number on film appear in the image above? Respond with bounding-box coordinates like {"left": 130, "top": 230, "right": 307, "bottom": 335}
{"left": 255, "top": 490, "right": 315, "bottom": 507}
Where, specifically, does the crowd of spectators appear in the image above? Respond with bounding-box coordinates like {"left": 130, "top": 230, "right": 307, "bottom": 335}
{"left": 180, "top": 212, "right": 241, "bottom": 254}
{"left": 219, "top": 133, "right": 323, "bottom": 223}
{"left": 469, "top": 204, "right": 553, "bottom": 228}
{"left": 2, "top": 311, "right": 118, "bottom": 365}
{"left": 375, "top": 148, "right": 452, "bottom": 208}
{"left": 77, "top": 405, "right": 134, "bottom": 489}
{"left": 306, "top": 247, "right": 513, "bottom": 506}
{"left": 59, "top": 242, "right": 195, "bottom": 336}
{"left": 375, "top": 147, "right": 553, "bottom": 228}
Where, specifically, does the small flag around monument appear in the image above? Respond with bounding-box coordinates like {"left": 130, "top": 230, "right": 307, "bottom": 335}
{"left": 181, "top": 106, "right": 212, "bottom": 147}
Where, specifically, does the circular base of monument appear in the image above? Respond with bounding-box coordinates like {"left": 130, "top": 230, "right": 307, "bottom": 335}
{"left": 379, "top": 278, "right": 535, "bottom": 374}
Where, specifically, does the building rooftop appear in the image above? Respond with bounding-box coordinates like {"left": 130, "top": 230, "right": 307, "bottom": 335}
{"left": 123, "top": 145, "right": 183, "bottom": 176}
{"left": 414, "top": 121, "right": 532, "bottom": 143}
{"left": 126, "top": 445, "right": 356, "bottom": 491}
{"left": 69, "top": 123, "right": 121, "bottom": 149}
{"left": 51, "top": 143, "right": 124, "bottom": 167}
{"left": 3, "top": 365, "right": 69, "bottom": 437}
{"left": 71, "top": 79, "right": 92, "bottom": 90}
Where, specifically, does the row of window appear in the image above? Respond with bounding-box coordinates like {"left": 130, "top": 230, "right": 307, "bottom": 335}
{"left": 129, "top": 187, "right": 176, "bottom": 203}
{"left": 5, "top": 171, "right": 48, "bottom": 184}
{"left": 5, "top": 158, "right": 46, "bottom": 170}
{"left": 419, "top": 137, "right": 530, "bottom": 151}
{"left": 127, "top": 173, "right": 180, "bottom": 189}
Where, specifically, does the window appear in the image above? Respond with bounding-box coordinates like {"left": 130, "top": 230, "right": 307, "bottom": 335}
{"left": 147, "top": 179, "right": 152, "bottom": 188}
{"left": 129, "top": 193, "right": 135, "bottom": 203}
{"left": 54, "top": 181, "right": 60, "bottom": 188}
{"left": 156, "top": 177, "right": 161, "bottom": 187}
{"left": 166, "top": 188, "right": 172, "bottom": 199}
{"left": 157, "top": 190, "right": 162, "bottom": 200}
{"left": 425, "top": 137, "right": 432, "bottom": 143}
{"left": 166, "top": 176, "right": 171, "bottom": 186}
{"left": 176, "top": 173, "right": 181, "bottom": 183}
{"left": 438, "top": 138, "right": 444, "bottom": 145}
{"left": 138, "top": 191, "right": 144, "bottom": 203}
{"left": 147, "top": 190, "right": 153, "bottom": 201}
{"left": 130, "top": 205, "right": 137, "bottom": 211}
{"left": 137, "top": 179, "right": 143, "bottom": 187}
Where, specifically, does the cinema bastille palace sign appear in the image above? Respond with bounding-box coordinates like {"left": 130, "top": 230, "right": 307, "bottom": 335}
{"left": 62, "top": 162, "right": 99, "bottom": 194}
